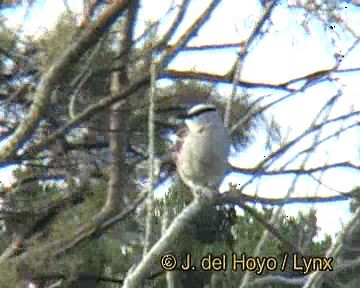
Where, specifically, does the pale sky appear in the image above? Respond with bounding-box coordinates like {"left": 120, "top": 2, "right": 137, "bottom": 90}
{"left": 1, "top": 0, "right": 360, "bottom": 239}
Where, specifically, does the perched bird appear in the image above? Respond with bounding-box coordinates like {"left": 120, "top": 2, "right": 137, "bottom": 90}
{"left": 175, "top": 103, "right": 229, "bottom": 195}
{"left": 174, "top": 104, "right": 234, "bottom": 266}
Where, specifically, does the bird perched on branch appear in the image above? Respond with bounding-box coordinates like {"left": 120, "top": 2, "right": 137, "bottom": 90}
{"left": 172, "top": 104, "right": 234, "bottom": 282}
{"left": 175, "top": 103, "right": 229, "bottom": 195}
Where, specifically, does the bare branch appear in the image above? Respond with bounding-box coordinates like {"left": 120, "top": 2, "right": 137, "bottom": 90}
{"left": 143, "top": 42, "right": 157, "bottom": 256}
{"left": 20, "top": 74, "right": 150, "bottom": 159}
{"left": 68, "top": 35, "right": 108, "bottom": 119}
{"left": 240, "top": 203, "right": 305, "bottom": 255}
{"left": 158, "top": 0, "right": 192, "bottom": 49}
{"left": 253, "top": 111, "right": 359, "bottom": 173}
{"left": 122, "top": 193, "right": 214, "bottom": 287}
{"left": 160, "top": 0, "right": 222, "bottom": 70}
{"left": 161, "top": 69, "right": 293, "bottom": 91}
{"left": 230, "top": 161, "right": 359, "bottom": 176}
{"left": 20, "top": 1, "right": 220, "bottom": 161}
{"left": 219, "top": 188, "right": 355, "bottom": 206}
{"left": 0, "top": 0, "right": 130, "bottom": 162}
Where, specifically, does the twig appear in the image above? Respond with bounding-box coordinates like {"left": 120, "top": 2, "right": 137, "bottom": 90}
{"left": 143, "top": 40, "right": 157, "bottom": 256}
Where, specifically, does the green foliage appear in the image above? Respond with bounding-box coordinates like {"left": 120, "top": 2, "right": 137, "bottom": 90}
{"left": 47, "top": 182, "right": 106, "bottom": 242}
{"left": 0, "top": 260, "right": 20, "bottom": 288}
{"left": 33, "top": 12, "right": 115, "bottom": 108}
{"left": 224, "top": 206, "right": 331, "bottom": 285}
{"left": 36, "top": 13, "right": 77, "bottom": 68}
{"left": 233, "top": 206, "right": 331, "bottom": 258}
{"left": 350, "top": 186, "right": 360, "bottom": 213}
{"left": 8, "top": 181, "right": 136, "bottom": 286}
{"left": 0, "top": 17, "right": 15, "bottom": 52}
{"left": 0, "top": 17, "right": 16, "bottom": 76}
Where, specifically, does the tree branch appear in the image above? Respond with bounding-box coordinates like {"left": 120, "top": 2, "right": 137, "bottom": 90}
{"left": 0, "top": 0, "right": 130, "bottom": 162}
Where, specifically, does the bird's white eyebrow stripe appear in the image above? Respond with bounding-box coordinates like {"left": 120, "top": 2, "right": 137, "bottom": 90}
{"left": 186, "top": 107, "right": 216, "bottom": 118}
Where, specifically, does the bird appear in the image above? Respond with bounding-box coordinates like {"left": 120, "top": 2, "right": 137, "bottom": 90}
{"left": 175, "top": 103, "right": 230, "bottom": 196}
{"left": 173, "top": 104, "right": 234, "bottom": 260}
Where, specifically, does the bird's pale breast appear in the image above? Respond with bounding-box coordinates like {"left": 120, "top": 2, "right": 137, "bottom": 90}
{"left": 178, "top": 125, "right": 229, "bottom": 186}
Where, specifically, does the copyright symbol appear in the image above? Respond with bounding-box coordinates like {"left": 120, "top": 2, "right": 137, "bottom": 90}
{"left": 161, "top": 253, "right": 177, "bottom": 271}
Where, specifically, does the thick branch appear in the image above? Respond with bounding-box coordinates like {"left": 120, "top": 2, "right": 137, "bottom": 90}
{"left": 122, "top": 195, "right": 211, "bottom": 287}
